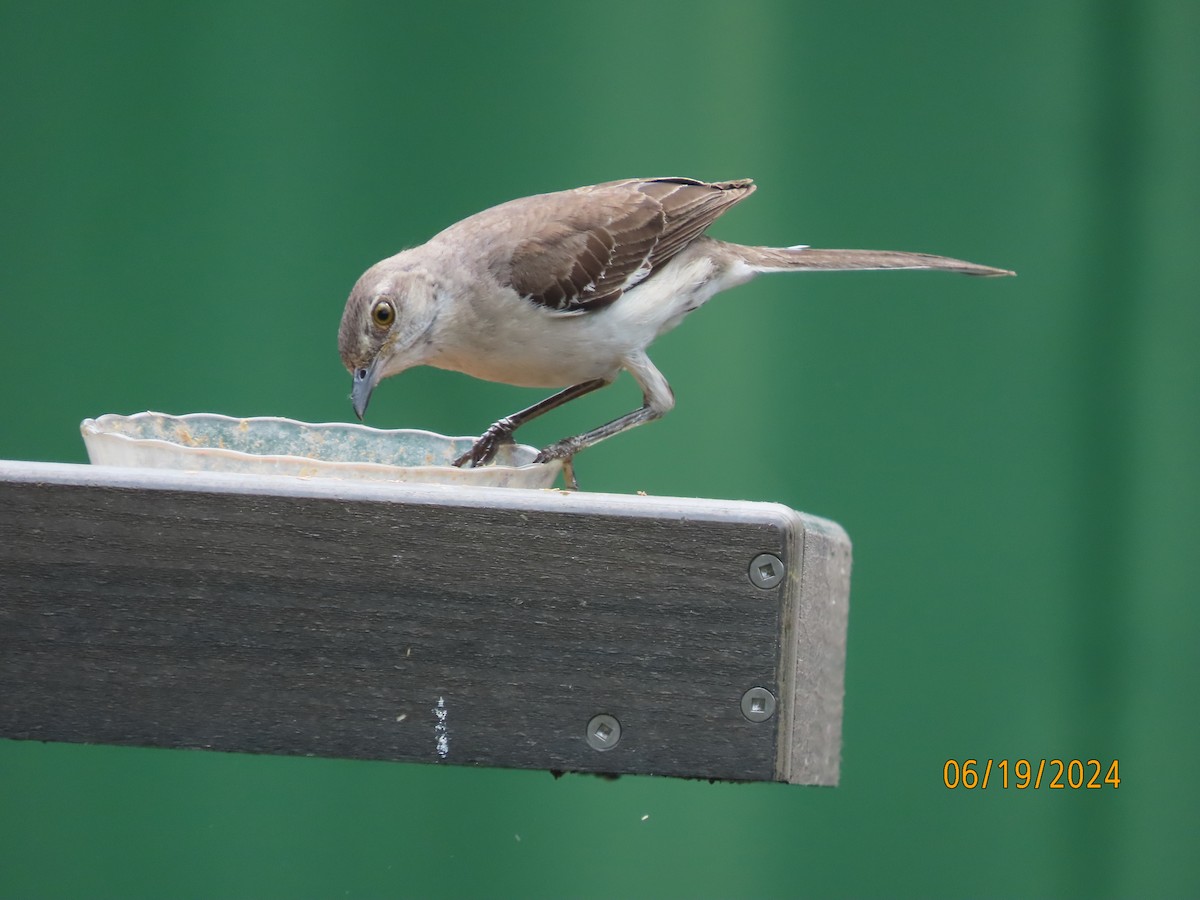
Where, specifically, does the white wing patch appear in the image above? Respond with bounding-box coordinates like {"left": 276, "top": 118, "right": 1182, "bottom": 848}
{"left": 624, "top": 262, "right": 653, "bottom": 290}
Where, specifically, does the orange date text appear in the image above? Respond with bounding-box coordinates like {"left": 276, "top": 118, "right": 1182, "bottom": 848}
{"left": 943, "top": 758, "right": 1120, "bottom": 789}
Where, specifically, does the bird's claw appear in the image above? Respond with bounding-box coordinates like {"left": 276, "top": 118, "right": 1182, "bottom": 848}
{"left": 452, "top": 419, "right": 516, "bottom": 468}
{"left": 533, "top": 439, "right": 582, "bottom": 492}
{"left": 533, "top": 439, "right": 576, "bottom": 465}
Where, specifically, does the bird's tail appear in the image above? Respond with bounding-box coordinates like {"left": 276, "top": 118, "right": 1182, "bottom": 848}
{"left": 735, "top": 244, "right": 1014, "bottom": 277}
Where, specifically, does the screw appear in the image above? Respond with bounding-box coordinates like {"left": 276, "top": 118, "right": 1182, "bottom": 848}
{"left": 586, "top": 714, "right": 622, "bottom": 751}
{"left": 741, "top": 687, "right": 777, "bottom": 722}
{"left": 748, "top": 553, "right": 785, "bottom": 589}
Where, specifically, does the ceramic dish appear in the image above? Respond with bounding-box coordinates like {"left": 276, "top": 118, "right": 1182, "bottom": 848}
{"left": 80, "top": 412, "right": 561, "bottom": 488}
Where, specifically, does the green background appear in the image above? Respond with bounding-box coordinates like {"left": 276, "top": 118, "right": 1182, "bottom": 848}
{"left": 2, "top": 1, "right": 1197, "bottom": 897}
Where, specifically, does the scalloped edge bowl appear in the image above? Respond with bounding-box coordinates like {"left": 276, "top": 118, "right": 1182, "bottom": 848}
{"left": 80, "top": 412, "right": 562, "bottom": 488}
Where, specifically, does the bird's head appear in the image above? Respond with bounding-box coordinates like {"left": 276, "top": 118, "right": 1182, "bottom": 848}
{"left": 338, "top": 260, "right": 439, "bottom": 420}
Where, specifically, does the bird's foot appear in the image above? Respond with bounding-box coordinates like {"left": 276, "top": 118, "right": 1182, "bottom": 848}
{"left": 534, "top": 439, "right": 582, "bottom": 490}
{"left": 452, "top": 418, "right": 516, "bottom": 468}
{"left": 533, "top": 437, "right": 580, "bottom": 464}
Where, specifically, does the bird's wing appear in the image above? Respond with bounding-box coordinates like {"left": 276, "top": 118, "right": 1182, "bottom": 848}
{"left": 499, "top": 177, "right": 756, "bottom": 314}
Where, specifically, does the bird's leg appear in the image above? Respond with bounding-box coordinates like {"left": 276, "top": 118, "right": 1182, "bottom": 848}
{"left": 534, "top": 406, "right": 662, "bottom": 462}
{"left": 453, "top": 378, "right": 610, "bottom": 468}
{"left": 534, "top": 351, "right": 675, "bottom": 464}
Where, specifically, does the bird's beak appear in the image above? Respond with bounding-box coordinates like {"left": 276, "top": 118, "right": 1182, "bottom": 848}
{"left": 351, "top": 357, "right": 383, "bottom": 421}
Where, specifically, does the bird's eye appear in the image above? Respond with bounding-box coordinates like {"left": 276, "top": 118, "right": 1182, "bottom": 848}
{"left": 371, "top": 300, "right": 395, "bottom": 328}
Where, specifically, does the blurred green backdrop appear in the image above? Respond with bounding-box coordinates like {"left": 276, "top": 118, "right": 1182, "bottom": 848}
{"left": 1, "top": 1, "right": 1197, "bottom": 897}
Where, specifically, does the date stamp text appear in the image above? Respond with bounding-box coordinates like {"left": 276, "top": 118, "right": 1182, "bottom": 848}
{"left": 943, "top": 758, "right": 1120, "bottom": 789}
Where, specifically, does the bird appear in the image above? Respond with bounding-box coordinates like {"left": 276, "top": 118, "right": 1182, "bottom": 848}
{"left": 338, "top": 177, "right": 1013, "bottom": 476}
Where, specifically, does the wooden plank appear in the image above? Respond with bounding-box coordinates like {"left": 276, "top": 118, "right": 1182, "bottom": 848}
{"left": 0, "top": 460, "right": 850, "bottom": 784}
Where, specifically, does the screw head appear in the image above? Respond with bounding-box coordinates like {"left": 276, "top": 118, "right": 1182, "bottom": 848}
{"left": 741, "top": 687, "right": 777, "bottom": 722}
{"left": 586, "top": 714, "right": 622, "bottom": 750}
{"left": 748, "top": 553, "right": 785, "bottom": 589}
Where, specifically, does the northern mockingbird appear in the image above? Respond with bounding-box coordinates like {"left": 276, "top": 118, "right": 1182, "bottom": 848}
{"left": 339, "top": 177, "right": 1012, "bottom": 471}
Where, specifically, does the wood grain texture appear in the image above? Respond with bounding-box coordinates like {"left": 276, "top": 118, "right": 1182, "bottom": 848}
{"left": 0, "top": 461, "right": 850, "bottom": 784}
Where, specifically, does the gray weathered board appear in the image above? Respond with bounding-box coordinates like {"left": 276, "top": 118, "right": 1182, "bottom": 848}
{"left": 0, "top": 460, "right": 850, "bottom": 785}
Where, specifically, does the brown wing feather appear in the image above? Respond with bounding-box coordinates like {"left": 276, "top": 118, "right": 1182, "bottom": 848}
{"left": 503, "top": 177, "right": 755, "bottom": 314}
